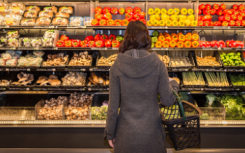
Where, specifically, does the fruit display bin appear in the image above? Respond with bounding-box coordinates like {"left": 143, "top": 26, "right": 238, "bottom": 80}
{"left": 199, "top": 106, "right": 226, "bottom": 120}
{"left": 96, "top": 50, "right": 117, "bottom": 69}
{"left": 219, "top": 50, "right": 245, "bottom": 69}
{"left": 195, "top": 50, "right": 223, "bottom": 69}
{"left": 169, "top": 51, "right": 195, "bottom": 69}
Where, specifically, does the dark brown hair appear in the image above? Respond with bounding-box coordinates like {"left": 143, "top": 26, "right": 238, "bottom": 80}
{"left": 119, "top": 21, "right": 151, "bottom": 53}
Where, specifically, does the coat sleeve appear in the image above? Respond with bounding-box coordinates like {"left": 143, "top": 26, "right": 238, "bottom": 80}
{"left": 105, "top": 68, "right": 120, "bottom": 140}
{"left": 157, "top": 63, "right": 179, "bottom": 107}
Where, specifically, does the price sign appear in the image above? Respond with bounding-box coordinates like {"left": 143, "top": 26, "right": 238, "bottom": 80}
{"left": 53, "top": 47, "right": 58, "bottom": 50}
{"left": 88, "top": 88, "right": 91, "bottom": 91}
{"left": 80, "top": 69, "right": 86, "bottom": 71}
{"left": 52, "top": 68, "right": 56, "bottom": 71}
{"left": 112, "top": 47, "right": 118, "bottom": 50}
{"left": 91, "top": 48, "right": 97, "bottom": 50}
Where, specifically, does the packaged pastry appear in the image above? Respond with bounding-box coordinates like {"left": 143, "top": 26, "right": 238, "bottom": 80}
{"left": 24, "top": 10, "right": 38, "bottom": 18}
{"left": 0, "top": 37, "right": 7, "bottom": 47}
{"left": 83, "top": 17, "right": 91, "bottom": 26}
{"left": 3, "top": 14, "right": 22, "bottom": 26}
{"left": 0, "top": 3, "right": 9, "bottom": 14}
{"left": 43, "top": 30, "right": 55, "bottom": 38}
{"left": 43, "top": 6, "right": 57, "bottom": 13}
{"left": 7, "top": 38, "right": 19, "bottom": 47}
{"left": 55, "top": 12, "right": 70, "bottom": 18}
{"left": 36, "top": 17, "right": 51, "bottom": 26}
{"left": 42, "top": 38, "right": 53, "bottom": 47}
{"left": 39, "top": 11, "right": 54, "bottom": 18}
{"left": 25, "top": 6, "right": 40, "bottom": 12}
{"left": 58, "top": 6, "right": 73, "bottom": 14}
{"left": 21, "top": 18, "right": 36, "bottom": 26}
{"left": 52, "top": 17, "right": 69, "bottom": 26}
{"left": 31, "top": 38, "right": 42, "bottom": 47}
{"left": 70, "top": 16, "right": 82, "bottom": 26}
{"left": 6, "top": 31, "right": 19, "bottom": 38}
{"left": 22, "top": 38, "right": 31, "bottom": 47}
{"left": 9, "top": 3, "right": 25, "bottom": 15}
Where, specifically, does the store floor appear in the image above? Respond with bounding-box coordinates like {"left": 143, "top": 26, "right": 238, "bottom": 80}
{"left": 0, "top": 149, "right": 245, "bottom": 153}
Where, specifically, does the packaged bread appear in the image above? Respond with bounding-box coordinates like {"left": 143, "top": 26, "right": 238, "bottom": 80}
{"left": 39, "top": 11, "right": 54, "bottom": 18}
{"left": 9, "top": 3, "right": 25, "bottom": 15}
{"left": 0, "top": 15, "right": 4, "bottom": 25}
{"left": 25, "top": 6, "right": 40, "bottom": 12}
{"left": 21, "top": 18, "right": 36, "bottom": 26}
{"left": 24, "top": 10, "right": 38, "bottom": 18}
{"left": 43, "top": 6, "right": 57, "bottom": 13}
{"left": 58, "top": 6, "right": 73, "bottom": 14}
{"left": 55, "top": 12, "right": 70, "bottom": 18}
{"left": 36, "top": 17, "right": 51, "bottom": 26}
{"left": 70, "top": 17, "right": 82, "bottom": 26}
{"left": 3, "top": 14, "right": 22, "bottom": 26}
{"left": 0, "top": 3, "right": 9, "bottom": 14}
{"left": 52, "top": 17, "right": 69, "bottom": 26}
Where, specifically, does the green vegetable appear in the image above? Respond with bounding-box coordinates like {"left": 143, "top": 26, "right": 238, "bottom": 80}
{"left": 151, "top": 42, "right": 155, "bottom": 48}
{"left": 200, "top": 113, "right": 209, "bottom": 120}
{"left": 220, "top": 52, "right": 245, "bottom": 66}
{"left": 230, "top": 75, "right": 245, "bottom": 86}
{"left": 206, "top": 94, "right": 216, "bottom": 107}
{"left": 151, "top": 36, "right": 158, "bottom": 43}
{"left": 116, "top": 35, "right": 124, "bottom": 42}
{"left": 152, "top": 30, "right": 159, "bottom": 37}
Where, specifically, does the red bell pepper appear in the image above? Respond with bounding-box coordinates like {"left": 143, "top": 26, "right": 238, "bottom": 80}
{"left": 242, "top": 20, "right": 245, "bottom": 26}
{"left": 236, "top": 20, "right": 242, "bottom": 26}
{"left": 211, "top": 40, "right": 218, "bottom": 48}
{"left": 109, "top": 34, "right": 116, "bottom": 41}
{"left": 240, "top": 11, "right": 245, "bottom": 17}
{"left": 119, "top": 8, "right": 125, "bottom": 15}
{"left": 94, "top": 34, "right": 101, "bottom": 41}
{"left": 133, "top": 13, "right": 141, "bottom": 20}
{"left": 203, "top": 21, "right": 210, "bottom": 26}
{"left": 206, "top": 4, "right": 212, "bottom": 10}
{"left": 95, "top": 13, "right": 103, "bottom": 21}
{"left": 231, "top": 14, "right": 237, "bottom": 20}
{"left": 133, "top": 7, "right": 141, "bottom": 13}
{"left": 112, "top": 40, "right": 120, "bottom": 48}
{"left": 125, "top": 7, "right": 133, "bottom": 14}
{"left": 198, "top": 9, "right": 202, "bottom": 15}
{"left": 234, "top": 10, "right": 240, "bottom": 16}
{"left": 222, "top": 21, "right": 229, "bottom": 26}
{"left": 88, "top": 41, "right": 95, "bottom": 47}
{"left": 216, "top": 21, "right": 222, "bottom": 26}
{"left": 107, "top": 19, "right": 114, "bottom": 26}
{"left": 198, "top": 21, "right": 203, "bottom": 26}
{"left": 233, "top": 4, "right": 238, "bottom": 10}
{"left": 95, "top": 40, "right": 104, "bottom": 47}
{"left": 224, "top": 14, "right": 231, "bottom": 21}
{"left": 218, "top": 16, "right": 224, "bottom": 21}
{"left": 72, "top": 40, "right": 80, "bottom": 47}
{"left": 229, "top": 20, "right": 235, "bottom": 26}
{"left": 237, "top": 15, "right": 243, "bottom": 21}
{"left": 114, "top": 19, "right": 122, "bottom": 26}
{"left": 104, "top": 13, "right": 112, "bottom": 20}
{"left": 203, "top": 15, "right": 212, "bottom": 21}
{"left": 198, "top": 16, "right": 203, "bottom": 21}
{"left": 95, "top": 6, "right": 102, "bottom": 14}
{"left": 104, "top": 40, "right": 112, "bottom": 47}
{"left": 99, "top": 19, "right": 107, "bottom": 26}
{"left": 199, "top": 4, "right": 206, "bottom": 10}
{"left": 121, "top": 19, "right": 129, "bottom": 26}
{"left": 100, "top": 35, "right": 108, "bottom": 42}
{"left": 111, "top": 7, "right": 118, "bottom": 15}
{"left": 216, "top": 9, "right": 223, "bottom": 16}
{"left": 91, "top": 19, "right": 99, "bottom": 26}
{"left": 139, "top": 12, "right": 145, "bottom": 19}
{"left": 125, "top": 13, "right": 133, "bottom": 21}
{"left": 60, "top": 35, "right": 69, "bottom": 41}
{"left": 239, "top": 4, "right": 245, "bottom": 11}
{"left": 103, "top": 7, "right": 111, "bottom": 14}
{"left": 56, "top": 40, "right": 64, "bottom": 47}
{"left": 213, "top": 4, "right": 219, "bottom": 10}
{"left": 65, "top": 40, "right": 72, "bottom": 47}
{"left": 80, "top": 41, "right": 88, "bottom": 47}
{"left": 203, "top": 9, "right": 211, "bottom": 15}
{"left": 220, "top": 4, "right": 226, "bottom": 10}
{"left": 236, "top": 40, "right": 244, "bottom": 48}
{"left": 85, "top": 36, "right": 94, "bottom": 41}
{"left": 210, "top": 9, "right": 216, "bottom": 15}
{"left": 140, "top": 19, "right": 146, "bottom": 25}
{"left": 219, "top": 40, "right": 226, "bottom": 48}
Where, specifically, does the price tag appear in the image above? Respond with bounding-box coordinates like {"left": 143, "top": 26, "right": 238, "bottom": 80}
{"left": 4, "top": 26, "right": 9, "bottom": 28}
{"left": 10, "top": 47, "right": 16, "bottom": 50}
{"left": 172, "top": 68, "right": 177, "bottom": 71}
{"left": 53, "top": 47, "right": 58, "bottom": 50}
{"left": 91, "top": 48, "right": 97, "bottom": 50}
{"left": 88, "top": 88, "right": 91, "bottom": 91}
{"left": 5, "top": 68, "right": 9, "bottom": 71}
{"left": 89, "top": 68, "right": 93, "bottom": 71}
{"left": 103, "top": 48, "right": 108, "bottom": 50}
{"left": 80, "top": 69, "right": 86, "bottom": 71}
{"left": 80, "top": 26, "right": 86, "bottom": 28}
{"left": 26, "top": 88, "right": 30, "bottom": 91}
{"left": 165, "top": 26, "right": 168, "bottom": 29}
{"left": 112, "top": 47, "right": 118, "bottom": 50}
{"left": 67, "top": 26, "right": 75, "bottom": 28}
{"left": 49, "top": 26, "right": 55, "bottom": 28}
{"left": 52, "top": 68, "right": 56, "bottom": 71}
{"left": 107, "top": 88, "right": 109, "bottom": 90}
{"left": 34, "top": 47, "right": 39, "bottom": 50}
{"left": 27, "top": 68, "right": 30, "bottom": 71}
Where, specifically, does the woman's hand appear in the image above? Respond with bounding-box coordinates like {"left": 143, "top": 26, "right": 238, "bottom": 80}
{"left": 108, "top": 138, "right": 115, "bottom": 148}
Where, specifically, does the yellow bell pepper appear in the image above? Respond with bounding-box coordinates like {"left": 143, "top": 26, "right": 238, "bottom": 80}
{"left": 161, "top": 8, "right": 167, "bottom": 14}
{"left": 155, "top": 14, "right": 161, "bottom": 20}
{"left": 154, "top": 8, "right": 161, "bottom": 15}
{"left": 181, "top": 8, "right": 187, "bottom": 15}
{"left": 167, "top": 9, "right": 174, "bottom": 15}
{"left": 166, "top": 20, "right": 172, "bottom": 26}
{"left": 159, "top": 20, "right": 166, "bottom": 26}
{"left": 170, "top": 15, "right": 179, "bottom": 21}
{"left": 173, "top": 8, "right": 180, "bottom": 15}
{"left": 190, "top": 20, "right": 197, "bottom": 26}
{"left": 153, "top": 20, "right": 159, "bottom": 26}
{"left": 155, "top": 41, "right": 162, "bottom": 48}
{"left": 148, "top": 8, "right": 155, "bottom": 15}
{"left": 161, "top": 14, "right": 169, "bottom": 20}
{"left": 185, "top": 20, "right": 191, "bottom": 26}
{"left": 179, "top": 15, "right": 186, "bottom": 21}
{"left": 172, "top": 20, "right": 179, "bottom": 26}
{"left": 147, "top": 20, "right": 153, "bottom": 26}
{"left": 188, "top": 9, "right": 194, "bottom": 14}
{"left": 150, "top": 15, "right": 156, "bottom": 20}
{"left": 179, "top": 21, "right": 185, "bottom": 26}
{"left": 187, "top": 15, "right": 195, "bottom": 21}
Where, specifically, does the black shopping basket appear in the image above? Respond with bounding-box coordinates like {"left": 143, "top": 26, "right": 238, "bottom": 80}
{"left": 160, "top": 90, "right": 203, "bottom": 151}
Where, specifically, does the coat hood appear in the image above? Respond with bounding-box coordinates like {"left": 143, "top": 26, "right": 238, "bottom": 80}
{"left": 113, "top": 49, "right": 161, "bottom": 78}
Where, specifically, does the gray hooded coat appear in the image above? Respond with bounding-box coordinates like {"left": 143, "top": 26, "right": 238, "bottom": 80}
{"left": 105, "top": 49, "right": 179, "bottom": 153}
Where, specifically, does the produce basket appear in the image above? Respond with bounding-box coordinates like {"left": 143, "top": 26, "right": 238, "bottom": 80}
{"left": 195, "top": 51, "right": 222, "bottom": 69}
{"left": 34, "top": 72, "right": 63, "bottom": 88}
{"left": 199, "top": 106, "right": 225, "bottom": 120}
{"left": 169, "top": 51, "right": 195, "bottom": 69}
{"left": 9, "top": 72, "right": 36, "bottom": 88}
{"left": 219, "top": 51, "right": 245, "bottom": 69}
{"left": 204, "top": 72, "right": 232, "bottom": 88}
{"left": 96, "top": 50, "right": 117, "bottom": 69}
{"left": 66, "top": 51, "right": 94, "bottom": 69}
{"left": 0, "top": 107, "right": 35, "bottom": 121}
{"left": 41, "top": 52, "right": 69, "bottom": 68}
{"left": 160, "top": 90, "right": 202, "bottom": 151}
{"left": 152, "top": 51, "right": 170, "bottom": 68}
{"left": 229, "top": 73, "right": 245, "bottom": 88}
{"left": 181, "top": 72, "right": 207, "bottom": 88}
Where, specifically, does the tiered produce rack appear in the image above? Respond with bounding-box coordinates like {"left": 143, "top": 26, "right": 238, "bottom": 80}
{"left": 0, "top": 0, "right": 245, "bottom": 150}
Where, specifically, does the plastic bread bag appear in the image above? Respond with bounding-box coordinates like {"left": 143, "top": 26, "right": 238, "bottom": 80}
{"left": 83, "top": 17, "right": 91, "bottom": 26}
{"left": 2, "top": 52, "right": 12, "bottom": 61}
{"left": 36, "top": 17, "right": 51, "bottom": 26}
{"left": 5, "top": 55, "right": 18, "bottom": 66}
{"left": 21, "top": 18, "right": 36, "bottom": 26}
{"left": 43, "top": 30, "right": 55, "bottom": 38}
{"left": 33, "top": 51, "right": 44, "bottom": 57}
{"left": 3, "top": 14, "right": 22, "bottom": 26}
{"left": 6, "top": 31, "right": 19, "bottom": 38}
{"left": 22, "top": 37, "right": 31, "bottom": 47}
{"left": 70, "top": 16, "right": 82, "bottom": 26}
{"left": 52, "top": 17, "right": 69, "bottom": 26}
{"left": 7, "top": 38, "right": 19, "bottom": 47}
{"left": 43, "top": 6, "right": 57, "bottom": 13}
{"left": 42, "top": 38, "right": 53, "bottom": 47}
{"left": 0, "top": 58, "right": 5, "bottom": 66}
{"left": 0, "top": 37, "right": 8, "bottom": 47}
{"left": 0, "top": 15, "right": 4, "bottom": 25}
{"left": 58, "top": 6, "right": 73, "bottom": 14}
{"left": 9, "top": 3, "right": 25, "bottom": 15}
{"left": 39, "top": 11, "right": 54, "bottom": 18}
{"left": 0, "top": 3, "right": 9, "bottom": 14}
{"left": 31, "top": 38, "right": 42, "bottom": 48}
{"left": 26, "top": 56, "right": 42, "bottom": 66}
{"left": 55, "top": 12, "right": 70, "bottom": 18}
{"left": 17, "top": 56, "right": 28, "bottom": 66}
{"left": 25, "top": 6, "right": 40, "bottom": 12}
{"left": 24, "top": 10, "right": 38, "bottom": 18}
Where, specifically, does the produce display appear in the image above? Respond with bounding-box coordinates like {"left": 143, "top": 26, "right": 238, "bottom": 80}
{"left": 198, "top": 3, "right": 245, "bottom": 26}
{"left": 230, "top": 74, "right": 245, "bottom": 86}
{"left": 91, "top": 101, "right": 108, "bottom": 120}
{"left": 88, "top": 72, "right": 109, "bottom": 86}
{"left": 220, "top": 52, "right": 245, "bottom": 66}
{"left": 62, "top": 72, "right": 86, "bottom": 86}
{"left": 92, "top": 6, "right": 146, "bottom": 26}
{"left": 199, "top": 40, "right": 244, "bottom": 48}
{"left": 182, "top": 72, "right": 205, "bottom": 86}
{"left": 0, "top": 51, "right": 22, "bottom": 66}
{"left": 17, "top": 51, "right": 43, "bottom": 67}
{"left": 36, "top": 74, "right": 61, "bottom": 86}
{"left": 170, "top": 57, "right": 192, "bottom": 67}
{"left": 65, "top": 92, "right": 93, "bottom": 120}
{"left": 147, "top": 7, "right": 197, "bottom": 26}
{"left": 42, "top": 53, "right": 69, "bottom": 66}
{"left": 11, "top": 72, "right": 34, "bottom": 86}
{"left": 97, "top": 54, "right": 117, "bottom": 66}
{"left": 151, "top": 31, "right": 199, "bottom": 48}
{"left": 196, "top": 56, "right": 220, "bottom": 66}
{"left": 68, "top": 51, "right": 92, "bottom": 66}
{"left": 37, "top": 96, "right": 67, "bottom": 120}
{"left": 204, "top": 72, "right": 229, "bottom": 86}
{"left": 157, "top": 54, "right": 170, "bottom": 66}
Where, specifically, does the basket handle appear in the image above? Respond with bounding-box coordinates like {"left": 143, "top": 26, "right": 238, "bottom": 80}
{"left": 172, "top": 89, "right": 186, "bottom": 121}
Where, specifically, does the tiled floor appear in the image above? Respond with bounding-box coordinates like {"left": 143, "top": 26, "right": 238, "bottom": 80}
{"left": 0, "top": 149, "right": 245, "bottom": 153}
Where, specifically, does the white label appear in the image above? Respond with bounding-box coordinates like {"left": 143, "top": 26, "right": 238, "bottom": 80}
{"left": 52, "top": 68, "right": 56, "bottom": 71}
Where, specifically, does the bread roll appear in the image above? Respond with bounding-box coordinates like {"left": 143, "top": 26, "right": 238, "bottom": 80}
{"left": 24, "top": 11, "right": 38, "bottom": 18}
{"left": 55, "top": 12, "right": 70, "bottom": 18}
{"left": 43, "top": 6, "right": 57, "bottom": 13}
{"left": 36, "top": 17, "right": 51, "bottom": 26}
{"left": 58, "top": 6, "right": 73, "bottom": 14}
{"left": 25, "top": 6, "right": 40, "bottom": 12}
{"left": 52, "top": 17, "right": 69, "bottom": 26}
{"left": 39, "top": 11, "right": 54, "bottom": 18}
{"left": 21, "top": 18, "right": 36, "bottom": 26}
